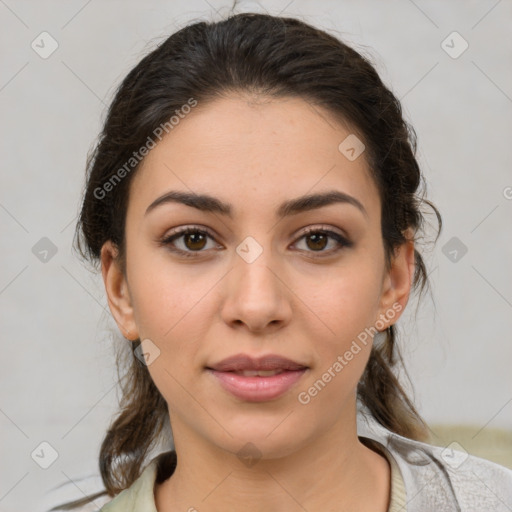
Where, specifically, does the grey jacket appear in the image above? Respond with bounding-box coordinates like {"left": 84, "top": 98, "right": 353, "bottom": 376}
{"left": 356, "top": 412, "right": 512, "bottom": 510}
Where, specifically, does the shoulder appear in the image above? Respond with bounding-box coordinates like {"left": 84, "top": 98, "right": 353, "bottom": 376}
{"left": 393, "top": 433, "right": 511, "bottom": 505}
{"left": 99, "top": 455, "right": 162, "bottom": 511}
{"left": 362, "top": 419, "right": 512, "bottom": 511}
{"left": 40, "top": 474, "right": 112, "bottom": 512}
{"left": 357, "top": 410, "right": 512, "bottom": 510}
{"left": 43, "top": 451, "right": 175, "bottom": 512}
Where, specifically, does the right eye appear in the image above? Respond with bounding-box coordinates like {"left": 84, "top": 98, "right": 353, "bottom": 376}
{"left": 159, "top": 227, "right": 220, "bottom": 258}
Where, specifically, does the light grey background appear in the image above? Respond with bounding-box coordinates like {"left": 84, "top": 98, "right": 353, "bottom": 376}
{"left": 1, "top": 1, "right": 511, "bottom": 511}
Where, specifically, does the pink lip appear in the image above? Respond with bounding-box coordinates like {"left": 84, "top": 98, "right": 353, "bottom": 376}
{"left": 207, "top": 353, "right": 307, "bottom": 372}
{"left": 207, "top": 369, "right": 308, "bottom": 402}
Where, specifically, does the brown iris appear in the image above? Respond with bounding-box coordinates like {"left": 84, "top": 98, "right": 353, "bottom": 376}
{"left": 184, "top": 232, "right": 207, "bottom": 251}
{"left": 305, "top": 233, "right": 328, "bottom": 251}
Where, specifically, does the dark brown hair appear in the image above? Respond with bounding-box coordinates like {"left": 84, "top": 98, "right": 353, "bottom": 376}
{"left": 52, "top": 10, "right": 441, "bottom": 510}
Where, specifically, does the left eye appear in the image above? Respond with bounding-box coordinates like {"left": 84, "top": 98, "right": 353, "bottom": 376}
{"left": 294, "top": 228, "right": 350, "bottom": 254}
{"left": 160, "top": 227, "right": 351, "bottom": 258}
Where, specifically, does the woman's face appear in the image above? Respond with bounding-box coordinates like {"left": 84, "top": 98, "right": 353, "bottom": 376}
{"left": 102, "top": 95, "right": 413, "bottom": 459}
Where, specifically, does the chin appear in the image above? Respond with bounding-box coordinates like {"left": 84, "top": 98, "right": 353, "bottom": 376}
{"left": 208, "top": 424, "right": 309, "bottom": 463}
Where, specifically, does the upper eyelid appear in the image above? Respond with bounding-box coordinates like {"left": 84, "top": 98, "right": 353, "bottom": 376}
{"left": 163, "top": 224, "right": 349, "bottom": 247}
{"left": 164, "top": 224, "right": 347, "bottom": 238}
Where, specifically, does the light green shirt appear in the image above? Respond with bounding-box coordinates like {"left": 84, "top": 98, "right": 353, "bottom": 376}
{"left": 99, "top": 436, "right": 407, "bottom": 512}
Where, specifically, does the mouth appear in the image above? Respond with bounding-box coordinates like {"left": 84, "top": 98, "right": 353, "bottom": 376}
{"left": 206, "top": 367, "right": 308, "bottom": 402}
{"left": 222, "top": 369, "right": 290, "bottom": 377}
{"left": 206, "top": 353, "right": 308, "bottom": 373}
{"left": 204, "top": 353, "right": 309, "bottom": 402}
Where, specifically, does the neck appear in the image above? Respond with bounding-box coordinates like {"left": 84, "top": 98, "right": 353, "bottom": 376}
{"left": 154, "top": 406, "right": 391, "bottom": 512}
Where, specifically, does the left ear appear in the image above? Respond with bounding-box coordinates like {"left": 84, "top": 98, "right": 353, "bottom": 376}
{"left": 376, "top": 228, "right": 415, "bottom": 329}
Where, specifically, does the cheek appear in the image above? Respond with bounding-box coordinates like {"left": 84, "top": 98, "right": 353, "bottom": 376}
{"left": 299, "top": 261, "right": 382, "bottom": 342}
{"left": 293, "top": 261, "right": 382, "bottom": 396}
{"left": 130, "top": 268, "right": 210, "bottom": 406}
{"left": 127, "top": 242, "right": 211, "bottom": 338}
{"left": 126, "top": 251, "right": 223, "bottom": 397}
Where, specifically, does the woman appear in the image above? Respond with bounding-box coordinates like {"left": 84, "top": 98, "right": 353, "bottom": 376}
{"left": 51, "top": 11, "right": 512, "bottom": 512}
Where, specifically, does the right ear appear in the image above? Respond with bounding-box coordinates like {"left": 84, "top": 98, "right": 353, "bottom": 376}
{"left": 100, "top": 240, "right": 139, "bottom": 341}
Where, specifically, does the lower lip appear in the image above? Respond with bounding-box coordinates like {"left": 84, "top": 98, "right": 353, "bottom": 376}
{"left": 207, "top": 369, "right": 308, "bottom": 402}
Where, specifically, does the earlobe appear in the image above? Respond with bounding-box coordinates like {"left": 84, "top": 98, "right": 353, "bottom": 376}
{"left": 100, "top": 240, "right": 139, "bottom": 341}
{"left": 377, "top": 230, "right": 415, "bottom": 330}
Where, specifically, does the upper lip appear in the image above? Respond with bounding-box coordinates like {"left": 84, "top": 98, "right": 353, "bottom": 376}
{"left": 206, "top": 353, "right": 308, "bottom": 372}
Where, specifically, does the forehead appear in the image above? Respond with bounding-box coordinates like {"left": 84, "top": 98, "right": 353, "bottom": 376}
{"left": 128, "top": 95, "right": 380, "bottom": 221}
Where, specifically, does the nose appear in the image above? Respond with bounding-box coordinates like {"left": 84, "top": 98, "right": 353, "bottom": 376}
{"left": 220, "top": 247, "right": 293, "bottom": 334}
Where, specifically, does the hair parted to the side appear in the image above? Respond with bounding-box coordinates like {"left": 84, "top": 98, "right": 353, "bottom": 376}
{"left": 52, "top": 11, "right": 442, "bottom": 510}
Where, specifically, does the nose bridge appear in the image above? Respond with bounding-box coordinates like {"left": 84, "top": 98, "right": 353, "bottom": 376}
{"left": 222, "top": 233, "right": 292, "bottom": 330}
{"left": 234, "top": 233, "right": 282, "bottom": 301}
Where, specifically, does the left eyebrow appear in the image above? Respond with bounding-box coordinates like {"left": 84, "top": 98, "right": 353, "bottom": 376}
{"left": 144, "top": 189, "right": 368, "bottom": 220}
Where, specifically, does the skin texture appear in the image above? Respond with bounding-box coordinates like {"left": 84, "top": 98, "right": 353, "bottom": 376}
{"left": 101, "top": 95, "right": 415, "bottom": 512}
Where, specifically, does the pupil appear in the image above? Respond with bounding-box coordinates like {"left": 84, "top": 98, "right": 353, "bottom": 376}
{"left": 308, "top": 233, "right": 326, "bottom": 251}
{"left": 186, "top": 233, "right": 206, "bottom": 250}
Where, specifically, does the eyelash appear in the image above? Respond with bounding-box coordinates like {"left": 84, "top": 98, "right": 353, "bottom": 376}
{"left": 159, "top": 225, "right": 353, "bottom": 259}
